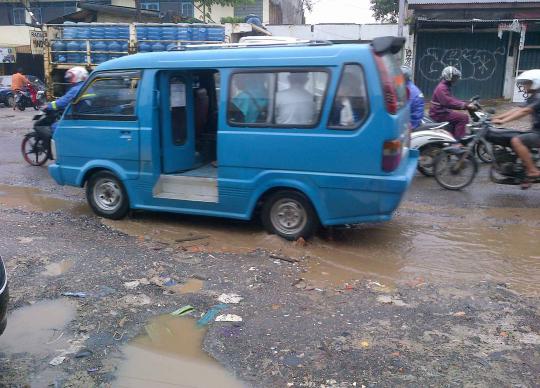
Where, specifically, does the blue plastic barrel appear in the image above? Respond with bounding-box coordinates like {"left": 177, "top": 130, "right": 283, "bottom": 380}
{"left": 118, "top": 26, "right": 129, "bottom": 39}
{"left": 206, "top": 26, "right": 225, "bottom": 42}
{"left": 108, "top": 41, "right": 121, "bottom": 53}
{"left": 120, "top": 41, "right": 129, "bottom": 53}
{"left": 90, "top": 26, "right": 104, "bottom": 39}
{"left": 161, "top": 27, "right": 176, "bottom": 41}
{"left": 138, "top": 41, "right": 151, "bottom": 52}
{"left": 63, "top": 26, "right": 77, "bottom": 39}
{"left": 147, "top": 26, "right": 161, "bottom": 40}
{"left": 191, "top": 25, "right": 207, "bottom": 41}
{"left": 137, "top": 26, "right": 148, "bottom": 40}
{"left": 77, "top": 26, "right": 90, "bottom": 39}
{"left": 151, "top": 41, "right": 166, "bottom": 52}
{"left": 92, "top": 40, "right": 107, "bottom": 52}
{"left": 177, "top": 24, "right": 190, "bottom": 41}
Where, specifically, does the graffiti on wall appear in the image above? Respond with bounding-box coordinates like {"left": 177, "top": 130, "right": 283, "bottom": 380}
{"left": 404, "top": 48, "right": 413, "bottom": 67}
{"left": 417, "top": 47, "right": 506, "bottom": 82}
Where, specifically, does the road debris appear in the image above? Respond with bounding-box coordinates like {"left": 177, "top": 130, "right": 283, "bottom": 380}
{"left": 215, "top": 314, "right": 243, "bottom": 322}
{"left": 123, "top": 281, "right": 140, "bottom": 290}
{"left": 49, "top": 356, "right": 66, "bottom": 366}
{"left": 61, "top": 292, "right": 87, "bottom": 298}
{"left": 170, "top": 305, "right": 195, "bottom": 317}
{"left": 218, "top": 293, "right": 243, "bottom": 304}
{"left": 270, "top": 253, "right": 299, "bottom": 264}
{"left": 197, "top": 304, "right": 228, "bottom": 326}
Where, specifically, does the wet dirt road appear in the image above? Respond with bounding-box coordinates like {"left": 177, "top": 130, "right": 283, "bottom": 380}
{"left": 0, "top": 109, "right": 539, "bottom": 387}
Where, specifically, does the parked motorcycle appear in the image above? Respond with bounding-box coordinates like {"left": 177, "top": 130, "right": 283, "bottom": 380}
{"left": 433, "top": 110, "right": 540, "bottom": 190}
{"left": 14, "top": 83, "right": 46, "bottom": 111}
{"left": 21, "top": 110, "right": 59, "bottom": 166}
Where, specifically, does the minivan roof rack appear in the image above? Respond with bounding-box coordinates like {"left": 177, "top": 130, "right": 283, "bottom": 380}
{"left": 371, "top": 36, "right": 406, "bottom": 55}
{"left": 167, "top": 40, "right": 333, "bottom": 52}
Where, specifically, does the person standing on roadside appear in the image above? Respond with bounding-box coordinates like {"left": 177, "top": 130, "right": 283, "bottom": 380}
{"left": 401, "top": 65, "right": 424, "bottom": 129}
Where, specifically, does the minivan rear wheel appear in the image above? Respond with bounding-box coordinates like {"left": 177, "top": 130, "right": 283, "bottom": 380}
{"left": 86, "top": 171, "right": 129, "bottom": 219}
{"left": 261, "top": 190, "right": 319, "bottom": 240}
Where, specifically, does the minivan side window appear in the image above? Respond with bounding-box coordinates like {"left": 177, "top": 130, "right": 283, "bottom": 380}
{"left": 71, "top": 71, "right": 140, "bottom": 120}
{"left": 228, "top": 70, "right": 329, "bottom": 128}
{"left": 328, "top": 64, "right": 369, "bottom": 130}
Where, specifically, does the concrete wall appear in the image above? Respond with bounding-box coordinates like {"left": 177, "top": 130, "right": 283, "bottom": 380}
{"left": 194, "top": 5, "right": 234, "bottom": 23}
{"left": 266, "top": 23, "right": 410, "bottom": 43}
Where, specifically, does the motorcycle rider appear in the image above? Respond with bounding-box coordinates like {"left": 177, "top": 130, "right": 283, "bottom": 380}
{"left": 429, "top": 66, "right": 477, "bottom": 139}
{"left": 46, "top": 66, "right": 89, "bottom": 114}
{"left": 401, "top": 65, "right": 424, "bottom": 129}
{"left": 492, "top": 70, "right": 540, "bottom": 180}
{"left": 11, "top": 68, "right": 31, "bottom": 110}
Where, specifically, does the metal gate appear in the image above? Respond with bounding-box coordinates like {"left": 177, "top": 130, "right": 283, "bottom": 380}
{"left": 415, "top": 32, "right": 508, "bottom": 99}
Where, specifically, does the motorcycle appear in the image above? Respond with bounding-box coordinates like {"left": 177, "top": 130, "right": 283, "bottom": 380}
{"left": 21, "top": 110, "right": 59, "bottom": 166}
{"left": 433, "top": 109, "right": 540, "bottom": 190}
{"left": 411, "top": 119, "right": 455, "bottom": 176}
{"left": 14, "top": 83, "right": 45, "bottom": 111}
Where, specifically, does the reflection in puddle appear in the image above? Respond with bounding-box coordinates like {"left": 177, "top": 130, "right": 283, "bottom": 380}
{"left": 114, "top": 315, "right": 243, "bottom": 388}
{"left": 105, "top": 204, "right": 540, "bottom": 296}
{"left": 0, "top": 184, "right": 89, "bottom": 215}
{"left": 0, "top": 299, "right": 76, "bottom": 356}
{"left": 42, "top": 260, "right": 74, "bottom": 277}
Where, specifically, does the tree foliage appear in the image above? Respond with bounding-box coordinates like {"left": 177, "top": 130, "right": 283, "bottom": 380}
{"left": 194, "top": 0, "right": 255, "bottom": 22}
{"left": 369, "top": 0, "right": 399, "bottom": 23}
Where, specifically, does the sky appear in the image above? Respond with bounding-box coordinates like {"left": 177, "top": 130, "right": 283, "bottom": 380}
{"left": 305, "top": 0, "right": 376, "bottom": 24}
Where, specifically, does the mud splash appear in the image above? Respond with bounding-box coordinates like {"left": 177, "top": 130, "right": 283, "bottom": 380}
{"left": 0, "top": 184, "right": 89, "bottom": 215}
{"left": 0, "top": 299, "right": 77, "bottom": 356}
{"left": 177, "top": 278, "right": 204, "bottom": 294}
{"left": 104, "top": 203, "right": 540, "bottom": 296}
{"left": 114, "top": 315, "right": 243, "bottom": 388}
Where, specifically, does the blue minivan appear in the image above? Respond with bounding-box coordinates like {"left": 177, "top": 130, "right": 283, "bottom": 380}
{"left": 49, "top": 37, "right": 417, "bottom": 240}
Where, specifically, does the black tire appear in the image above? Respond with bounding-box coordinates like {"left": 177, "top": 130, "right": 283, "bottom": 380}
{"left": 417, "top": 144, "right": 443, "bottom": 177}
{"left": 21, "top": 133, "right": 49, "bottom": 166}
{"left": 261, "top": 190, "right": 319, "bottom": 241}
{"left": 434, "top": 150, "right": 478, "bottom": 190}
{"left": 475, "top": 141, "right": 493, "bottom": 163}
{"left": 86, "top": 171, "right": 130, "bottom": 220}
{"left": 17, "top": 103, "right": 25, "bottom": 111}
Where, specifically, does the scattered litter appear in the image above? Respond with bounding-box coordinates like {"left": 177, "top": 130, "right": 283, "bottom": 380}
{"left": 75, "top": 348, "right": 93, "bottom": 359}
{"left": 49, "top": 356, "right": 66, "bottom": 366}
{"left": 163, "top": 279, "right": 177, "bottom": 287}
{"left": 121, "top": 294, "right": 151, "bottom": 306}
{"left": 87, "top": 368, "right": 99, "bottom": 373}
{"left": 376, "top": 295, "right": 407, "bottom": 306}
{"left": 170, "top": 305, "right": 195, "bottom": 317}
{"left": 292, "top": 278, "right": 307, "bottom": 290}
{"left": 248, "top": 267, "right": 257, "bottom": 271}
{"left": 215, "top": 314, "right": 243, "bottom": 322}
{"left": 197, "top": 304, "right": 228, "bottom": 326}
{"left": 453, "top": 311, "right": 466, "bottom": 317}
{"left": 62, "top": 292, "right": 87, "bottom": 298}
{"left": 218, "top": 293, "right": 243, "bottom": 304}
{"left": 123, "top": 281, "right": 140, "bottom": 290}
{"left": 270, "top": 253, "right": 299, "bottom": 264}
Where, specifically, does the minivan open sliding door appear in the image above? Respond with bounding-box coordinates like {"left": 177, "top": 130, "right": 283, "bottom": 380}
{"left": 159, "top": 72, "right": 195, "bottom": 174}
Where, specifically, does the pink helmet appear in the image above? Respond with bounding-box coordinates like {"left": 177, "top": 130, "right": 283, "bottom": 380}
{"left": 65, "top": 66, "right": 88, "bottom": 84}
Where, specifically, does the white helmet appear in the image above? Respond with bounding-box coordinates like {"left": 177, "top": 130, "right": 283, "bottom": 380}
{"left": 65, "top": 66, "right": 88, "bottom": 83}
{"left": 516, "top": 69, "right": 540, "bottom": 90}
{"left": 441, "top": 66, "right": 461, "bottom": 82}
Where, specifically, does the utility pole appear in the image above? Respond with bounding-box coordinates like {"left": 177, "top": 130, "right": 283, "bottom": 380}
{"left": 398, "top": 0, "right": 406, "bottom": 37}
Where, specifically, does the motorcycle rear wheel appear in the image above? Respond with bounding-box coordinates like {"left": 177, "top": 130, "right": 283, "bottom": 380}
{"left": 475, "top": 141, "right": 492, "bottom": 163}
{"left": 434, "top": 150, "right": 478, "bottom": 190}
{"left": 21, "top": 133, "right": 49, "bottom": 166}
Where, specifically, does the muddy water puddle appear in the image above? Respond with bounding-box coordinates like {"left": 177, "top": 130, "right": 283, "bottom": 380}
{"left": 0, "top": 184, "right": 89, "bottom": 215}
{"left": 114, "top": 315, "right": 243, "bottom": 388}
{"left": 42, "top": 260, "right": 74, "bottom": 277}
{"left": 0, "top": 299, "right": 76, "bottom": 356}
{"left": 105, "top": 204, "right": 540, "bottom": 295}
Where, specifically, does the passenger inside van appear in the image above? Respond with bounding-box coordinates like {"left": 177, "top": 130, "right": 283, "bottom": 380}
{"left": 230, "top": 74, "right": 269, "bottom": 123}
{"left": 329, "top": 67, "right": 366, "bottom": 127}
{"left": 275, "top": 72, "right": 316, "bottom": 125}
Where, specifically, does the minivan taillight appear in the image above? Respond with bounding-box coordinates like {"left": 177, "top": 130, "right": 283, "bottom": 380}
{"left": 374, "top": 53, "right": 399, "bottom": 114}
{"left": 382, "top": 140, "right": 402, "bottom": 172}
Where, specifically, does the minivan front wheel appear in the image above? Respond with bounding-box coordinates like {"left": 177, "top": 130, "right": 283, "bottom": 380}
{"left": 261, "top": 190, "right": 319, "bottom": 240}
{"left": 86, "top": 171, "right": 129, "bottom": 219}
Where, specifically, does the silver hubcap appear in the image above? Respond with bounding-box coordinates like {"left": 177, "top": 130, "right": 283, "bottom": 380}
{"left": 270, "top": 199, "right": 307, "bottom": 236}
{"left": 93, "top": 179, "right": 122, "bottom": 212}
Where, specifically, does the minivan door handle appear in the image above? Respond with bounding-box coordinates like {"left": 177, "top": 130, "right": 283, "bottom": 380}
{"left": 120, "top": 130, "right": 132, "bottom": 141}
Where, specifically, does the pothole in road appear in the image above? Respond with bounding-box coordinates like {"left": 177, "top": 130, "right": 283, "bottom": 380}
{"left": 114, "top": 315, "right": 243, "bottom": 388}
{"left": 0, "top": 299, "right": 77, "bottom": 357}
{"left": 0, "top": 184, "right": 89, "bottom": 215}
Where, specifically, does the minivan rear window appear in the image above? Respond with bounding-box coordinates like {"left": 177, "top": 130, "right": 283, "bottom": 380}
{"left": 377, "top": 53, "right": 407, "bottom": 113}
